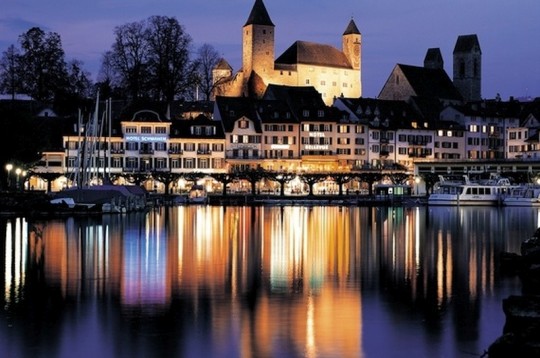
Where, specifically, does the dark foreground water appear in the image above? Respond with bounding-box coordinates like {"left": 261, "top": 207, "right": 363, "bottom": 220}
{"left": 0, "top": 205, "right": 535, "bottom": 358}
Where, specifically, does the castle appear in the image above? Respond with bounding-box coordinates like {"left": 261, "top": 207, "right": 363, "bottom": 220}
{"left": 212, "top": 0, "right": 362, "bottom": 105}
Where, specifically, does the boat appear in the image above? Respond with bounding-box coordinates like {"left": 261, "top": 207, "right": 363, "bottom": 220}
{"left": 188, "top": 185, "right": 207, "bottom": 203}
{"left": 503, "top": 185, "right": 540, "bottom": 207}
{"left": 428, "top": 174, "right": 518, "bottom": 206}
{"left": 51, "top": 184, "right": 147, "bottom": 212}
{"left": 50, "top": 93, "right": 148, "bottom": 213}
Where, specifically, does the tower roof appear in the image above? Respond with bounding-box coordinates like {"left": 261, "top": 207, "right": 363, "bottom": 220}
{"left": 453, "top": 34, "right": 481, "bottom": 54}
{"left": 244, "top": 0, "right": 274, "bottom": 27}
{"left": 343, "top": 18, "right": 361, "bottom": 35}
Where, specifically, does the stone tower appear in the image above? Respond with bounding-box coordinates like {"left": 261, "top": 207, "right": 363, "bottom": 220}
{"left": 424, "top": 48, "right": 444, "bottom": 70}
{"left": 243, "top": 0, "right": 275, "bottom": 80}
{"left": 453, "top": 34, "right": 482, "bottom": 102}
{"left": 342, "top": 18, "right": 362, "bottom": 97}
{"left": 342, "top": 19, "right": 362, "bottom": 70}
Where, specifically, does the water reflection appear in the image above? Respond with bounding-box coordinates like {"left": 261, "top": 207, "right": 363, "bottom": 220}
{"left": 0, "top": 206, "right": 534, "bottom": 357}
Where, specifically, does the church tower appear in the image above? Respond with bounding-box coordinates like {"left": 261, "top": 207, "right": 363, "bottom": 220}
{"left": 342, "top": 18, "right": 362, "bottom": 96}
{"left": 453, "top": 34, "right": 482, "bottom": 102}
{"left": 243, "top": 0, "right": 275, "bottom": 80}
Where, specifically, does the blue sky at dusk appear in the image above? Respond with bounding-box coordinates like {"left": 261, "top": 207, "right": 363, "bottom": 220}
{"left": 1, "top": 0, "right": 539, "bottom": 99}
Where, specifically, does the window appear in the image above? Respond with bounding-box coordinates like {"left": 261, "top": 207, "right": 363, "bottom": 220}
{"left": 126, "top": 126, "right": 136, "bottom": 133}
{"left": 141, "top": 126, "right": 151, "bottom": 134}
{"left": 155, "top": 126, "right": 166, "bottom": 134}
{"left": 184, "top": 143, "right": 195, "bottom": 151}
{"left": 238, "top": 119, "right": 249, "bottom": 129}
{"left": 171, "top": 159, "right": 181, "bottom": 169}
{"left": 184, "top": 158, "right": 195, "bottom": 169}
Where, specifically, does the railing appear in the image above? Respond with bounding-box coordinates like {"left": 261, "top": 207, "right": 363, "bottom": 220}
{"left": 168, "top": 149, "right": 183, "bottom": 154}
{"left": 139, "top": 149, "right": 155, "bottom": 154}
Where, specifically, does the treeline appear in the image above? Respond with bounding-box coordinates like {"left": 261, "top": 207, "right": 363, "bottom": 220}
{"left": 0, "top": 15, "right": 222, "bottom": 111}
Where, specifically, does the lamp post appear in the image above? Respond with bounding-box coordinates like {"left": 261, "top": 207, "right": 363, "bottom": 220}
{"left": 5, "top": 163, "right": 13, "bottom": 190}
{"left": 15, "top": 168, "right": 21, "bottom": 191}
{"left": 22, "top": 170, "right": 27, "bottom": 191}
{"left": 415, "top": 176, "right": 421, "bottom": 196}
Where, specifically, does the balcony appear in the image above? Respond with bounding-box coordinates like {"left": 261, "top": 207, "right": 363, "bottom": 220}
{"left": 197, "top": 150, "right": 212, "bottom": 155}
{"left": 168, "top": 149, "right": 183, "bottom": 155}
{"left": 139, "top": 149, "right": 155, "bottom": 155}
{"left": 110, "top": 149, "right": 125, "bottom": 154}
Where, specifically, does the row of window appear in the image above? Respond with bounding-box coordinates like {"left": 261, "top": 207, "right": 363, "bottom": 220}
{"left": 67, "top": 157, "right": 225, "bottom": 170}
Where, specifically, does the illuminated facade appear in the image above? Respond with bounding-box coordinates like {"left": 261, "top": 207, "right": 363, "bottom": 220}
{"left": 213, "top": 0, "right": 362, "bottom": 105}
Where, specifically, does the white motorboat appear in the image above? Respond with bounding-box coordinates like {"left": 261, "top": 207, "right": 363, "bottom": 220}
{"left": 428, "top": 174, "right": 518, "bottom": 206}
{"left": 503, "top": 185, "right": 540, "bottom": 207}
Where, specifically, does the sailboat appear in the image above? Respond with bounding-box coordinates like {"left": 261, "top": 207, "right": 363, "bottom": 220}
{"left": 51, "top": 93, "right": 147, "bottom": 213}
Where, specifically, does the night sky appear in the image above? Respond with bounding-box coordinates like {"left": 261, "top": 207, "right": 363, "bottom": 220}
{"left": 2, "top": 0, "right": 539, "bottom": 99}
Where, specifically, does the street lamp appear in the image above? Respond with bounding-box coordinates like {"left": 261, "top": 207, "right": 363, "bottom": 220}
{"left": 415, "top": 176, "right": 421, "bottom": 196}
{"left": 22, "top": 170, "right": 27, "bottom": 191}
{"left": 5, "top": 163, "right": 13, "bottom": 189}
{"left": 15, "top": 168, "right": 21, "bottom": 190}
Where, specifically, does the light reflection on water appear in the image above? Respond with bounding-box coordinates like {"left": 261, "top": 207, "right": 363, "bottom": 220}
{"left": 0, "top": 206, "right": 534, "bottom": 357}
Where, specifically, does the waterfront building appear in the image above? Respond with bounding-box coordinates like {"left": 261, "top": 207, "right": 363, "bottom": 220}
{"left": 439, "top": 100, "right": 522, "bottom": 160}
{"left": 213, "top": 0, "right": 362, "bottom": 105}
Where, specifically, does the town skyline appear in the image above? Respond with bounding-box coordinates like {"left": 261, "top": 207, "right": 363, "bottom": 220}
{"left": 1, "top": 0, "right": 539, "bottom": 100}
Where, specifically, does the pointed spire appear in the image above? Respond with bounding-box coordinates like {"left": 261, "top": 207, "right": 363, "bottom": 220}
{"left": 244, "top": 0, "right": 274, "bottom": 27}
{"left": 343, "top": 18, "right": 360, "bottom": 35}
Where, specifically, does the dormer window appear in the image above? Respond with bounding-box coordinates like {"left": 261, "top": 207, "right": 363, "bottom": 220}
{"left": 318, "top": 110, "right": 324, "bottom": 118}
{"left": 303, "top": 110, "right": 309, "bottom": 117}
{"left": 239, "top": 119, "right": 249, "bottom": 129}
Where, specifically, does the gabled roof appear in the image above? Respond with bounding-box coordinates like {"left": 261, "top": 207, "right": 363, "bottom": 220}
{"left": 275, "top": 41, "right": 352, "bottom": 69}
{"left": 453, "top": 34, "right": 481, "bottom": 54}
{"left": 169, "top": 115, "right": 225, "bottom": 139}
{"left": 214, "top": 96, "right": 263, "bottom": 133}
{"left": 397, "top": 64, "right": 463, "bottom": 101}
{"left": 264, "top": 84, "right": 326, "bottom": 109}
{"left": 244, "top": 0, "right": 274, "bottom": 27}
{"left": 343, "top": 19, "right": 360, "bottom": 35}
{"left": 263, "top": 84, "right": 343, "bottom": 122}
{"left": 337, "top": 97, "right": 421, "bottom": 130}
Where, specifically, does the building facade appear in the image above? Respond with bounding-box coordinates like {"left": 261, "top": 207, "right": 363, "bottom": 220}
{"left": 213, "top": 0, "right": 362, "bottom": 105}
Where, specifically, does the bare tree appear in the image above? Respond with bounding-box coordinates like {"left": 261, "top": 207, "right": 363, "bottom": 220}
{"left": 18, "top": 27, "right": 68, "bottom": 102}
{"left": 146, "top": 16, "right": 195, "bottom": 102}
{"left": 109, "top": 21, "right": 150, "bottom": 100}
{"left": 0, "top": 45, "right": 23, "bottom": 99}
{"left": 194, "top": 43, "right": 221, "bottom": 101}
{"left": 104, "top": 16, "right": 196, "bottom": 102}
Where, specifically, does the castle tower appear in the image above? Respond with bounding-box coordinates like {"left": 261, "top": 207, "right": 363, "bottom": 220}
{"left": 342, "top": 18, "right": 362, "bottom": 71}
{"left": 243, "top": 0, "right": 275, "bottom": 81}
{"left": 453, "top": 34, "right": 482, "bottom": 102}
{"left": 342, "top": 18, "right": 362, "bottom": 97}
{"left": 424, "top": 48, "right": 444, "bottom": 70}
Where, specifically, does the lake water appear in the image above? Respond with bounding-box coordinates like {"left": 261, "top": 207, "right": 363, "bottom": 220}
{"left": 0, "top": 205, "right": 536, "bottom": 358}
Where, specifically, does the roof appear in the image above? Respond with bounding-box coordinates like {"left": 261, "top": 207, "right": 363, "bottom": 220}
{"left": 214, "top": 58, "right": 233, "bottom": 71}
{"left": 275, "top": 41, "right": 352, "bottom": 69}
{"left": 244, "top": 0, "right": 274, "bottom": 27}
{"left": 397, "top": 64, "right": 463, "bottom": 101}
{"left": 214, "top": 96, "right": 263, "bottom": 133}
{"left": 343, "top": 19, "right": 361, "bottom": 35}
{"left": 424, "top": 48, "right": 444, "bottom": 68}
{"left": 453, "top": 34, "right": 481, "bottom": 54}
{"left": 169, "top": 115, "right": 225, "bottom": 139}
